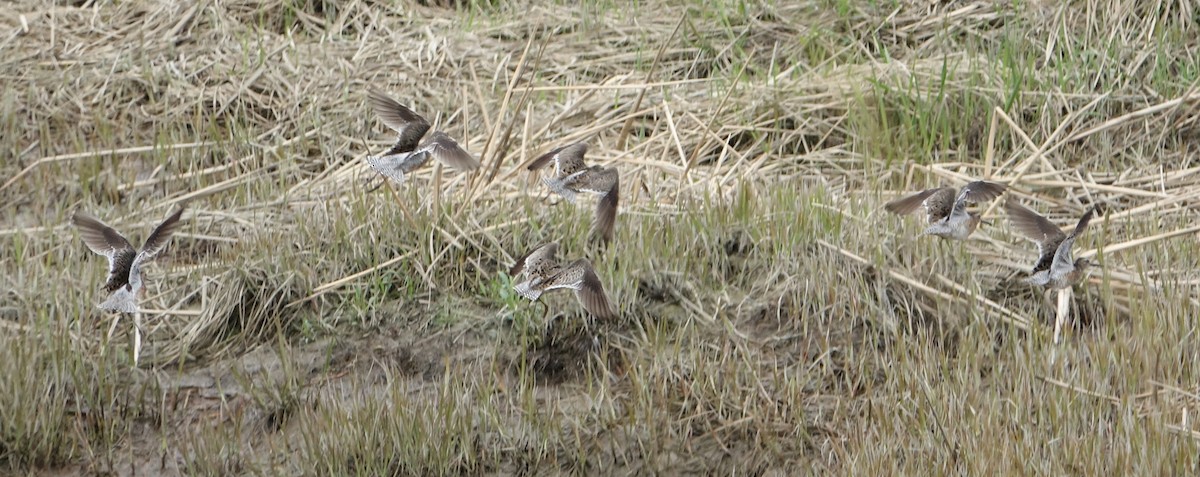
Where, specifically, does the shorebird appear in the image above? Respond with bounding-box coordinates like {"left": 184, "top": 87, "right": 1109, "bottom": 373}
{"left": 365, "top": 88, "right": 480, "bottom": 185}
{"left": 527, "top": 142, "right": 619, "bottom": 244}
{"left": 509, "top": 242, "right": 617, "bottom": 320}
{"left": 73, "top": 206, "right": 186, "bottom": 313}
{"left": 1005, "top": 200, "right": 1097, "bottom": 290}
{"left": 73, "top": 206, "right": 185, "bottom": 364}
{"left": 884, "top": 180, "right": 1007, "bottom": 240}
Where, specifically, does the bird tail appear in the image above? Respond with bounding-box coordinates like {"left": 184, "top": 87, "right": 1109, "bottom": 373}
{"left": 1023, "top": 272, "right": 1050, "bottom": 287}
{"left": 513, "top": 280, "right": 543, "bottom": 301}
{"left": 366, "top": 155, "right": 409, "bottom": 185}
{"left": 99, "top": 287, "right": 138, "bottom": 314}
{"left": 541, "top": 177, "right": 578, "bottom": 203}
{"left": 922, "top": 222, "right": 953, "bottom": 237}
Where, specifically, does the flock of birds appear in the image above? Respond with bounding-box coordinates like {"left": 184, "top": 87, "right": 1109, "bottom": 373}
{"left": 69, "top": 91, "right": 1101, "bottom": 364}
{"left": 361, "top": 88, "right": 620, "bottom": 321}
{"left": 884, "top": 179, "right": 1100, "bottom": 291}
{"left": 69, "top": 89, "right": 623, "bottom": 363}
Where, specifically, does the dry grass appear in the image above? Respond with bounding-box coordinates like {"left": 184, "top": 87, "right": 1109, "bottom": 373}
{"left": 2, "top": 0, "right": 1200, "bottom": 474}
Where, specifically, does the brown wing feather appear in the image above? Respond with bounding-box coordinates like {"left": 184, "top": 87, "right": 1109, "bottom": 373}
{"left": 1005, "top": 200, "right": 1066, "bottom": 274}
{"left": 422, "top": 132, "right": 480, "bottom": 171}
{"left": 960, "top": 181, "right": 1007, "bottom": 203}
{"left": 590, "top": 174, "right": 619, "bottom": 244}
{"left": 72, "top": 210, "right": 137, "bottom": 293}
{"left": 529, "top": 143, "right": 572, "bottom": 171}
{"left": 920, "top": 187, "right": 961, "bottom": 223}
{"left": 1004, "top": 200, "right": 1065, "bottom": 244}
{"left": 575, "top": 263, "right": 616, "bottom": 320}
{"left": 368, "top": 88, "right": 431, "bottom": 155}
{"left": 884, "top": 187, "right": 948, "bottom": 216}
{"left": 1069, "top": 206, "right": 1097, "bottom": 239}
{"left": 545, "top": 259, "right": 616, "bottom": 320}
{"left": 138, "top": 206, "right": 186, "bottom": 260}
{"left": 72, "top": 210, "right": 133, "bottom": 257}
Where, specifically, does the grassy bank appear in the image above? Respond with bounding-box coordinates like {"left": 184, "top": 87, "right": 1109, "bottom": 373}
{"left": 1, "top": 0, "right": 1198, "bottom": 474}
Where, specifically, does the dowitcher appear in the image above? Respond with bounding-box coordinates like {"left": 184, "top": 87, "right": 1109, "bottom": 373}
{"left": 884, "top": 180, "right": 1007, "bottom": 240}
{"left": 1005, "top": 200, "right": 1097, "bottom": 290}
{"left": 509, "top": 242, "right": 616, "bottom": 320}
{"left": 527, "top": 142, "right": 619, "bottom": 244}
{"left": 366, "top": 88, "right": 480, "bottom": 184}
{"left": 72, "top": 206, "right": 186, "bottom": 313}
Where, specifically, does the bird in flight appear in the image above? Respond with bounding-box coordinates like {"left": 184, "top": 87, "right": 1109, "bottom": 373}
{"left": 365, "top": 88, "right": 480, "bottom": 185}
{"left": 885, "top": 180, "right": 1007, "bottom": 240}
{"left": 527, "top": 142, "right": 619, "bottom": 244}
{"left": 72, "top": 206, "right": 186, "bottom": 313}
{"left": 1005, "top": 200, "right": 1098, "bottom": 290}
{"left": 509, "top": 242, "right": 616, "bottom": 321}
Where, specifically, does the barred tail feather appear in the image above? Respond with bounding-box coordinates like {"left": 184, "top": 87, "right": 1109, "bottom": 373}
{"left": 541, "top": 177, "right": 578, "bottom": 203}
{"left": 513, "top": 280, "right": 543, "bottom": 301}
{"left": 922, "top": 223, "right": 953, "bottom": 237}
{"left": 366, "top": 155, "right": 409, "bottom": 185}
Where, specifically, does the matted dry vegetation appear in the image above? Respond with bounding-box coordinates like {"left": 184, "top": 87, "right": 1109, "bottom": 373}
{"left": 2, "top": 0, "right": 1200, "bottom": 474}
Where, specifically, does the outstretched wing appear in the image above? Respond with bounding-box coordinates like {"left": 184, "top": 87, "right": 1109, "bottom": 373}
{"left": 72, "top": 210, "right": 134, "bottom": 259}
{"left": 420, "top": 132, "right": 480, "bottom": 171}
{"left": 368, "top": 88, "right": 431, "bottom": 156}
{"left": 72, "top": 209, "right": 137, "bottom": 291}
{"left": 950, "top": 180, "right": 1007, "bottom": 217}
{"left": 1004, "top": 200, "right": 1067, "bottom": 274}
{"left": 589, "top": 172, "right": 619, "bottom": 244}
{"left": 1004, "top": 200, "right": 1065, "bottom": 243}
{"left": 544, "top": 259, "right": 616, "bottom": 320}
{"left": 137, "top": 206, "right": 185, "bottom": 261}
{"left": 884, "top": 187, "right": 950, "bottom": 221}
{"left": 529, "top": 142, "right": 587, "bottom": 178}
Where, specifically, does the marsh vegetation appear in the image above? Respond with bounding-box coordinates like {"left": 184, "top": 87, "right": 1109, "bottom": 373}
{"left": 2, "top": 0, "right": 1199, "bottom": 474}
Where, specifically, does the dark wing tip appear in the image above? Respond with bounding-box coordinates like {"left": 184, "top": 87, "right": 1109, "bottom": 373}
{"left": 973, "top": 180, "right": 1008, "bottom": 195}
{"left": 1071, "top": 206, "right": 1096, "bottom": 238}
{"left": 958, "top": 181, "right": 1007, "bottom": 206}
{"left": 140, "top": 205, "right": 186, "bottom": 254}
{"left": 1002, "top": 197, "right": 1030, "bottom": 216}
{"left": 369, "top": 88, "right": 429, "bottom": 132}
{"left": 590, "top": 177, "right": 619, "bottom": 243}
{"left": 578, "top": 264, "right": 617, "bottom": 320}
{"left": 883, "top": 188, "right": 938, "bottom": 215}
{"left": 509, "top": 248, "right": 534, "bottom": 276}
{"left": 366, "top": 87, "right": 396, "bottom": 111}
{"left": 528, "top": 142, "right": 588, "bottom": 171}
{"left": 71, "top": 208, "right": 99, "bottom": 227}
{"left": 528, "top": 144, "right": 568, "bottom": 171}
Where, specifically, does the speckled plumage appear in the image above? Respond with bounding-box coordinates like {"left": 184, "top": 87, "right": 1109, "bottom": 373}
{"left": 366, "top": 89, "right": 479, "bottom": 184}
{"left": 510, "top": 242, "right": 616, "bottom": 320}
{"left": 528, "top": 142, "right": 619, "bottom": 244}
